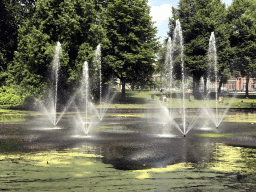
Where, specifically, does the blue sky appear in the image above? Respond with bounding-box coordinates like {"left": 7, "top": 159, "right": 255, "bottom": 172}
{"left": 148, "top": 0, "right": 233, "bottom": 42}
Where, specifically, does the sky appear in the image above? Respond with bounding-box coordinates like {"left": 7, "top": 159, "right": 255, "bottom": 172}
{"left": 148, "top": 0, "right": 233, "bottom": 42}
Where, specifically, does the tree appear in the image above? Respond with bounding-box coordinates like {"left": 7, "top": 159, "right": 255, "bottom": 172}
{"left": 243, "top": 0, "right": 256, "bottom": 21}
{"left": 0, "top": 0, "right": 17, "bottom": 82}
{"left": 9, "top": 0, "right": 106, "bottom": 98}
{"left": 168, "top": 0, "right": 231, "bottom": 99}
{"left": 0, "top": 0, "right": 36, "bottom": 85}
{"left": 154, "top": 40, "right": 168, "bottom": 89}
{"left": 102, "top": 0, "right": 159, "bottom": 97}
{"left": 227, "top": 0, "right": 256, "bottom": 97}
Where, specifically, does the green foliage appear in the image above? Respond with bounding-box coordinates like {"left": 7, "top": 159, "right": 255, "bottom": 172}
{"left": 9, "top": 0, "right": 106, "bottom": 97}
{"left": 242, "top": 0, "right": 256, "bottom": 21}
{"left": 0, "top": 0, "right": 35, "bottom": 85}
{"left": 227, "top": 0, "right": 256, "bottom": 96}
{"left": 227, "top": 0, "right": 256, "bottom": 74}
{"left": 0, "top": 0, "right": 18, "bottom": 82}
{"left": 169, "top": 0, "right": 231, "bottom": 94}
{"left": 0, "top": 86, "right": 23, "bottom": 105}
{"left": 102, "top": 0, "right": 159, "bottom": 96}
{"left": 155, "top": 41, "right": 167, "bottom": 74}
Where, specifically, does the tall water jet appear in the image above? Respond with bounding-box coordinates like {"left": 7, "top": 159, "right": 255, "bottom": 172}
{"left": 38, "top": 42, "right": 76, "bottom": 127}
{"left": 92, "top": 44, "right": 116, "bottom": 121}
{"left": 200, "top": 32, "right": 236, "bottom": 129}
{"left": 158, "top": 37, "right": 183, "bottom": 135}
{"left": 155, "top": 21, "right": 186, "bottom": 137}
{"left": 75, "top": 45, "right": 116, "bottom": 135}
{"left": 173, "top": 20, "right": 186, "bottom": 135}
{"left": 166, "top": 37, "right": 173, "bottom": 109}
{"left": 207, "top": 32, "right": 219, "bottom": 127}
{"left": 82, "top": 61, "right": 90, "bottom": 133}
{"left": 93, "top": 44, "right": 103, "bottom": 120}
{"left": 41, "top": 41, "right": 62, "bottom": 127}
{"left": 52, "top": 42, "right": 61, "bottom": 126}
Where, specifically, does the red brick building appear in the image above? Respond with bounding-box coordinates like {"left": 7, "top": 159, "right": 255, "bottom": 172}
{"left": 225, "top": 76, "right": 256, "bottom": 92}
{"left": 201, "top": 76, "right": 256, "bottom": 92}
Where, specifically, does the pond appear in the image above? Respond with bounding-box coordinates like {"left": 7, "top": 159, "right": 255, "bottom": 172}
{"left": 0, "top": 111, "right": 256, "bottom": 191}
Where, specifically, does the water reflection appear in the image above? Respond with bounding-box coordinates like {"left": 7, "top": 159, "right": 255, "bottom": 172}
{"left": 0, "top": 142, "right": 255, "bottom": 191}
{"left": 0, "top": 115, "right": 256, "bottom": 191}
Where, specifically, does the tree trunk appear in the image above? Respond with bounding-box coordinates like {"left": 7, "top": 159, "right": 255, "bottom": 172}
{"left": 131, "top": 81, "right": 135, "bottom": 91}
{"left": 246, "top": 75, "right": 249, "bottom": 98}
{"left": 203, "top": 75, "right": 207, "bottom": 97}
{"left": 122, "top": 79, "right": 126, "bottom": 98}
{"left": 193, "top": 75, "right": 201, "bottom": 100}
{"left": 218, "top": 76, "right": 223, "bottom": 94}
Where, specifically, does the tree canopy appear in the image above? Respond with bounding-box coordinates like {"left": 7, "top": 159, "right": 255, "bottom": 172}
{"left": 102, "top": 0, "right": 159, "bottom": 96}
{"left": 3, "top": 0, "right": 159, "bottom": 100}
{"left": 2, "top": 0, "right": 256, "bottom": 105}
{"left": 0, "top": 0, "right": 36, "bottom": 84}
{"left": 168, "top": 0, "right": 231, "bottom": 97}
{"left": 8, "top": 0, "right": 106, "bottom": 97}
{"left": 227, "top": 0, "right": 256, "bottom": 97}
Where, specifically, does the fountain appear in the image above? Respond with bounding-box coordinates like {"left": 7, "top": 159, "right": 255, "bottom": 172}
{"left": 156, "top": 24, "right": 237, "bottom": 137}
{"left": 72, "top": 60, "right": 101, "bottom": 137}
{"left": 92, "top": 44, "right": 116, "bottom": 121}
{"left": 155, "top": 20, "right": 189, "bottom": 137}
{"left": 37, "top": 42, "right": 75, "bottom": 128}
{"left": 154, "top": 37, "right": 183, "bottom": 137}
{"left": 173, "top": 20, "right": 187, "bottom": 136}
{"left": 203, "top": 32, "right": 235, "bottom": 128}
{"left": 74, "top": 44, "right": 116, "bottom": 135}
{"left": 37, "top": 42, "right": 63, "bottom": 127}
{"left": 1, "top": 29, "right": 256, "bottom": 191}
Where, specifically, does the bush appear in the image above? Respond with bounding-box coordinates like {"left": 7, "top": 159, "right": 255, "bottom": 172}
{"left": 0, "top": 86, "right": 23, "bottom": 106}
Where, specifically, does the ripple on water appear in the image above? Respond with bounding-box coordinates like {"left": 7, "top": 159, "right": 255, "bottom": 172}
{"left": 71, "top": 135, "right": 93, "bottom": 139}
{"left": 153, "top": 134, "right": 179, "bottom": 138}
{"left": 30, "top": 127, "right": 63, "bottom": 130}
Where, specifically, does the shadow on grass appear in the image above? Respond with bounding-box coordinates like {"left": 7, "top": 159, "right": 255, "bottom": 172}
{"left": 234, "top": 95, "right": 256, "bottom": 99}
{"left": 111, "top": 92, "right": 147, "bottom": 104}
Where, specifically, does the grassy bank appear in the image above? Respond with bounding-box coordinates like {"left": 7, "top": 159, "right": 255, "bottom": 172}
{"left": 0, "top": 109, "right": 39, "bottom": 122}
{"left": 102, "top": 91, "right": 256, "bottom": 109}
{"left": 1, "top": 90, "right": 256, "bottom": 109}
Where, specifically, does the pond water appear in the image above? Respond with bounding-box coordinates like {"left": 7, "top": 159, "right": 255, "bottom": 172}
{"left": 0, "top": 112, "right": 256, "bottom": 191}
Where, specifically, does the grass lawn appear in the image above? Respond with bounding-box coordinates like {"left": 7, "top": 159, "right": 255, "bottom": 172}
{"left": 0, "top": 109, "right": 39, "bottom": 122}
{"left": 1, "top": 90, "right": 256, "bottom": 109}
{"left": 101, "top": 91, "right": 256, "bottom": 109}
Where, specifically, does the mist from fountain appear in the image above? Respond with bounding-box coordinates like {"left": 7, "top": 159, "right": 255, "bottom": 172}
{"left": 155, "top": 20, "right": 188, "bottom": 137}
{"left": 38, "top": 42, "right": 76, "bottom": 127}
{"left": 38, "top": 42, "right": 62, "bottom": 127}
{"left": 50, "top": 41, "right": 61, "bottom": 126}
{"left": 74, "top": 45, "right": 117, "bottom": 135}
{"left": 204, "top": 32, "right": 223, "bottom": 128}
{"left": 157, "top": 21, "right": 233, "bottom": 136}
{"left": 202, "top": 32, "right": 236, "bottom": 128}
{"left": 74, "top": 61, "right": 98, "bottom": 135}
{"left": 173, "top": 19, "right": 186, "bottom": 135}
{"left": 91, "top": 44, "right": 117, "bottom": 121}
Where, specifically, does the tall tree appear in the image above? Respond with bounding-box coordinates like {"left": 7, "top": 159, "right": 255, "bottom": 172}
{"left": 0, "top": 0, "right": 17, "bottom": 82}
{"left": 168, "top": 0, "right": 231, "bottom": 98}
{"left": 102, "top": 0, "right": 159, "bottom": 97}
{"left": 0, "top": 0, "right": 35, "bottom": 85}
{"left": 243, "top": 0, "right": 256, "bottom": 21}
{"left": 155, "top": 40, "right": 168, "bottom": 89}
{"left": 227, "top": 0, "right": 256, "bottom": 97}
{"left": 9, "top": 0, "right": 106, "bottom": 97}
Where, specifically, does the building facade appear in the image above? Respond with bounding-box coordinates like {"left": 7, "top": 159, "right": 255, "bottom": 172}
{"left": 225, "top": 76, "right": 256, "bottom": 92}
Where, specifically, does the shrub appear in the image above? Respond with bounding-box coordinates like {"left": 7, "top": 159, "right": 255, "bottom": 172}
{"left": 0, "top": 86, "right": 23, "bottom": 106}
